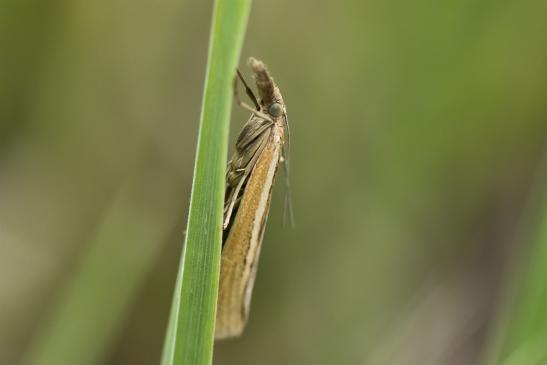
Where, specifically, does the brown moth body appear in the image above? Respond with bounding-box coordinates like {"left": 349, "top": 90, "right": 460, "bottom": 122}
{"left": 215, "top": 58, "right": 288, "bottom": 340}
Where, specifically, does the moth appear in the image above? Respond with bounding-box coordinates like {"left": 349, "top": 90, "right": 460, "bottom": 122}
{"left": 215, "top": 57, "right": 291, "bottom": 339}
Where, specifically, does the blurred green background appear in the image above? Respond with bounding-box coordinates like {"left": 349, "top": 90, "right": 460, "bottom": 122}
{"left": 2, "top": 0, "right": 547, "bottom": 364}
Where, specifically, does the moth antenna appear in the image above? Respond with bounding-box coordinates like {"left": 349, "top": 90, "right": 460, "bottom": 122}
{"left": 282, "top": 111, "right": 295, "bottom": 228}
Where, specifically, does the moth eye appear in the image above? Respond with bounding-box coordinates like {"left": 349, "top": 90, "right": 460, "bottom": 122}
{"left": 268, "top": 102, "right": 282, "bottom": 117}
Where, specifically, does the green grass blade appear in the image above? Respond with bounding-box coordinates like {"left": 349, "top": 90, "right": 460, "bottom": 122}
{"left": 484, "top": 157, "right": 547, "bottom": 365}
{"left": 160, "top": 0, "right": 252, "bottom": 364}
{"left": 21, "top": 170, "right": 182, "bottom": 365}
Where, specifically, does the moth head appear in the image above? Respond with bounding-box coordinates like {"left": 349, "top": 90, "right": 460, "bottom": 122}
{"left": 268, "top": 102, "right": 283, "bottom": 118}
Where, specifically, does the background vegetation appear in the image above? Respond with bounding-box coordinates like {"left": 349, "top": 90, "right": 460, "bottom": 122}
{"left": 1, "top": 0, "right": 547, "bottom": 364}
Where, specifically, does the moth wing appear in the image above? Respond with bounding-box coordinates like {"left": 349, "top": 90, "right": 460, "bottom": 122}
{"left": 216, "top": 125, "right": 284, "bottom": 339}
{"left": 224, "top": 122, "right": 272, "bottom": 231}
{"left": 236, "top": 116, "right": 272, "bottom": 149}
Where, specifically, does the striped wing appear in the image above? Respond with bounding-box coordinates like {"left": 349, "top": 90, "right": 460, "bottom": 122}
{"left": 223, "top": 115, "right": 273, "bottom": 235}
{"left": 216, "top": 122, "right": 285, "bottom": 339}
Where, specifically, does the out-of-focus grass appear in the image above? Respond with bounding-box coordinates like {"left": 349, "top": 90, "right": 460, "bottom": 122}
{"left": 484, "top": 154, "right": 547, "bottom": 365}
{"left": 2, "top": 0, "right": 547, "bottom": 364}
{"left": 160, "top": 0, "right": 251, "bottom": 364}
{"left": 21, "top": 162, "right": 183, "bottom": 365}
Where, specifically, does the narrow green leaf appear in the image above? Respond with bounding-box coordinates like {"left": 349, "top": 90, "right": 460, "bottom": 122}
{"left": 484, "top": 157, "right": 547, "bottom": 365}
{"left": 22, "top": 170, "right": 182, "bottom": 365}
{"left": 161, "top": 1, "right": 252, "bottom": 364}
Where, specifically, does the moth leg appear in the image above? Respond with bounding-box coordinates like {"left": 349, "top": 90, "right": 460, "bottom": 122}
{"left": 233, "top": 74, "right": 274, "bottom": 123}
{"left": 224, "top": 173, "right": 248, "bottom": 229}
{"left": 236, "top": 120, "right": 274, "bottom": 150}
{"left": 223, "top": 129, "right": 272, "bottom": 229}
{"left": 236, "top": 70, "right": 259, "bottom": 110}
